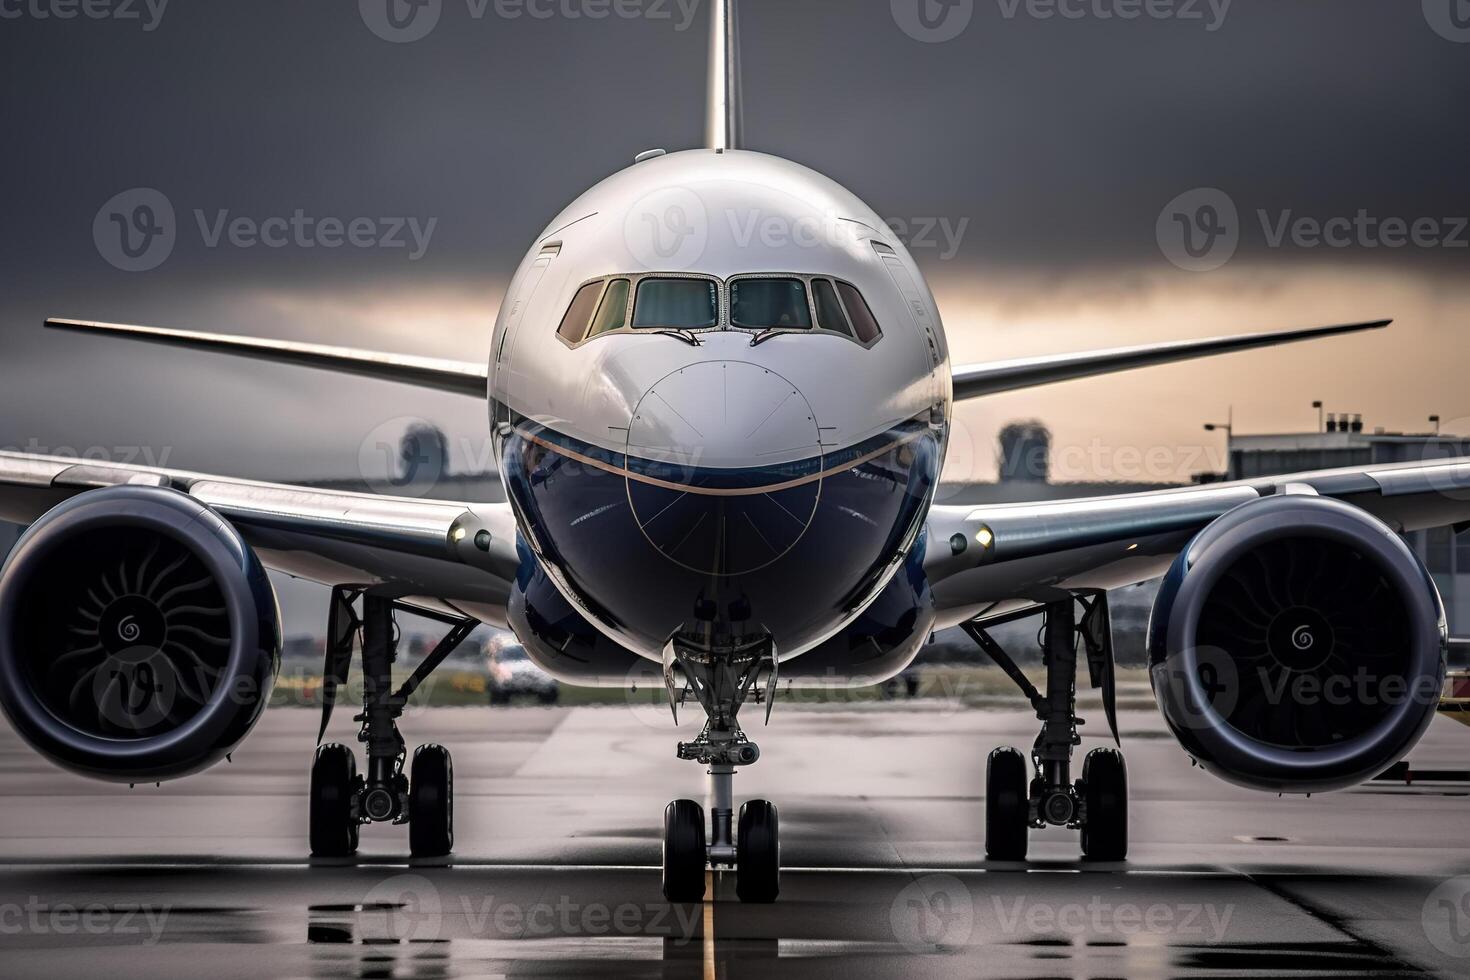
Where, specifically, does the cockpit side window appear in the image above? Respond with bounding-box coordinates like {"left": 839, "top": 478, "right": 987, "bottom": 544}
{"left": 632, "top": 278, "right": 720, "bottom": 330}
{"left": 556, "top": 280, "right": 605, "bottom": 344}
{"left": 836, "top": 281, "right": 882, "bottom": 345}
{"left": 812, "top": 279, "right": 854, "bottom": 339}
{"left": 730, "top": 278, "right": 813, "bottom": 331}
{"left": 588, "top": 278, "right": 630, "bottom": 338}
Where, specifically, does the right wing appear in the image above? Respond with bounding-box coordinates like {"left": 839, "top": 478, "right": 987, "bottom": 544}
{"left": 0, "top": 450, "right": 520, "bottom": 627}
{"left": 951, "top": 319, "right": 1389, "bottom": 401}
{"left": 46, "top": 318, "right": 489, "bottom": 398}
{"left": 924, "top": 454, "right": 1470, "bottom": 629}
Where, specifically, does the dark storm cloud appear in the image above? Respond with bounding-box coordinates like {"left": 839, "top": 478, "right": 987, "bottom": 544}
{"left": 0, "top": 0, "right": 1465, "bottom": 483}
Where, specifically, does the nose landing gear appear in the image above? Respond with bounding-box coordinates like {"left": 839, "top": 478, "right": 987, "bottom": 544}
{"left": 965, "top": 594, "right": 1129, "bottom": 863}
{"left": 659, "top": 632, "right": 781, "bottom": 903}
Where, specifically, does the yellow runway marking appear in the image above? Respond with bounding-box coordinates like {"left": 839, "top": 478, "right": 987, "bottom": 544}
{"left": 704, "top": 870, "right": 716, "bottom": 980}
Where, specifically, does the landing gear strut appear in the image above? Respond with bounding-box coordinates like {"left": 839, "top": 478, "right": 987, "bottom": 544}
{"left": 309, "top": 590, "right": 477, "bottom": 859}
{"left": 964, "top": 594, "right": 1128, "bottom": 863}
{"left": 660, "top": 632, "right": 780, "bottom": 903}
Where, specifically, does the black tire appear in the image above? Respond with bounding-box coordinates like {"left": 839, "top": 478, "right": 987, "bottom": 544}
{"left": 538, "top": 687, "right": 559, "bottom": 706}
{"left": 310, "top": 743, "right": 359, "bottom": 857}
{"left": 736, "top": 800, "right": 780, "bottom": 903}
{"left": 1081, "top": 748, "right": 1128, "bottom": 862}
{"left": 662, "top": 800, "right": 706, "bottom": 903}
{"left": 489, "top": 689, "right": 511, "bottom": 706}
{"left": 409, "top": 743, "right": 454, "bottom": 858}
{"left": 985, "top": 746, "right": 1029, "bottom": 861}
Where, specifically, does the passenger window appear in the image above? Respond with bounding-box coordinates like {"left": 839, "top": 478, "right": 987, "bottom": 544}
{"left": 632, "top": 279, "right": 719, "bottom": 330}
{"left": 588, "top": 278, "right": 630, "bottom": 338}
{"left": 812, "top": 279, "right": 853, "bottom": 338}
{"left": 836, "top": 282, "right": 882, "bottom": 344}
{"left": 730, "top": 278, "right": 812, "bottom": 331}
{"left": 557, "top": 281, "right": 605, "bottom": 343}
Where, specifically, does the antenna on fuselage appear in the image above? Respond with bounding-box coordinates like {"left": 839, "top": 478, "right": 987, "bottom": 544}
{"left": 706, "top": 0, "right": 743, "bottom": 151}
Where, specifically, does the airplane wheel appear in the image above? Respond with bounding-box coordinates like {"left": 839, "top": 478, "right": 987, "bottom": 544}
{"left": 1080, "top": 748, "right": 1128, "bottom": 862}
{"left": 310, "top": 743, "right": 360, "bottom": 857}
{"left": 985, "top": 746, "right": 1029, "bottom": 861}
{"left": 662, "top": 800, "right": 707, "bottom": 902}
{"left": 409, "top": 744, "right": 454, "bottom": 858}
{"left": 736, "top": 800, "right": 780, "bottom": 903}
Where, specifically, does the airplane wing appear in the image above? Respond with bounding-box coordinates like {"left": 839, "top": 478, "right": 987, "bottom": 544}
{"left": 923, "top": 454, "right": 1470, "bottom": 629}
{"left": 46, "top": 318, "right": 489, "bottom": 397}
{"left": 0, "top": 450, "right": 520, "bottom": 627}
{"left": 951, "top": 319, "right": 1389, "bottom": 400}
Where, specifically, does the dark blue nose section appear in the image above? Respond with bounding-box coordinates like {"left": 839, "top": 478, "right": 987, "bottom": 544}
{"left": 625, "top": 361, "right": 821, "bottom": 576}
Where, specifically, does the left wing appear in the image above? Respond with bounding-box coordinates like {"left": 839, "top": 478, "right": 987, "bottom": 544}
{"left": 0, "top": 450, "right": 520, "bottom": 626}
{"left": 46, "top": 318, "right": 489, "bottom": 398}
{"left": 924, "top": 454, "right": 1470, "bottom": 628}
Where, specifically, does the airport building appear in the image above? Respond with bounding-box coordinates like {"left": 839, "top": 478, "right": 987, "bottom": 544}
{"left": 1207, "top": 415, "right": 1470, "bottom": 631}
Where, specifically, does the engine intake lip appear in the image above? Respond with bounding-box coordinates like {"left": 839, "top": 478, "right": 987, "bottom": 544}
{"left": 0, "top": 486, "right": 281, "bottom": 782}
{"left": 1150, "top": 494, "right": 1446, "bottom": 793}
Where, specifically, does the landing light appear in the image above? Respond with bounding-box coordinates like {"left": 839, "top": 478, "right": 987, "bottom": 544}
{"left": 976, "top": 526, "right": 995, "bottom": 550}
{"left": 451, "top": 527, "right": 467, "bottom": 542}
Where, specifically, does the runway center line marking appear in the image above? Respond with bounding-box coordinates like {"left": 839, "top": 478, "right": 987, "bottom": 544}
{"left": 704, "top": 870, "right": 716, "bottom": 980}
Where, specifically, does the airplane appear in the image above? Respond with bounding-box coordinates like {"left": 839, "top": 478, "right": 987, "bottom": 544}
{"left": 0, "top": 0, "right": 1460, "bottom": 905}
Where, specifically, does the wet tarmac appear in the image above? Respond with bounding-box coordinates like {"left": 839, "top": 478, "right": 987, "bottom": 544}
{"left": 4, "top": 700, "right": 1470, "bottom": 977}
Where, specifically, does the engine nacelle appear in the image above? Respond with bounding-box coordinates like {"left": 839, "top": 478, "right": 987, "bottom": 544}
{"left": 1149, "top": 494, "right": 1445, "bottom": 793}
{"left": 0, "top": 486, "right": 281, "bottom": 783}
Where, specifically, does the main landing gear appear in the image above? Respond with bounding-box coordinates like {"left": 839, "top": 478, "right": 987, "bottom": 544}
{"left": 309, "top": 589, "right": 478, "bottom": 859}
{"left": 963, "top": 593, "right": 1128, "bottom": 863}
{"left": 659, "top": 632, "right": 781, "bottom": 904}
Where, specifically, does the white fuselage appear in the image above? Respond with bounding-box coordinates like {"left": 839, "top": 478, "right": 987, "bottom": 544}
{"left": 490, "top": 150, "right": 952, "bottom": 662}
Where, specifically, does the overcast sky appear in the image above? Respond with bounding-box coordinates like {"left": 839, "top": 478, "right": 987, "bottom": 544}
{"left": 2, "top": 0, "right": 1467, "bottom": 493}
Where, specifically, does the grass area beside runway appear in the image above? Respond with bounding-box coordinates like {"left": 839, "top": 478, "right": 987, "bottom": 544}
{"left": 269, "top": 664, "right": 1159, "bottom": 711}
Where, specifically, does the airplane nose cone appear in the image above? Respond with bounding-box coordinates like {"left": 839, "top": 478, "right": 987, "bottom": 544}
{"left": 628, "top": 361, "right": 821, "bottom": 469}
{"left": 625, "top": 361, "right": 823, "bottom": 576}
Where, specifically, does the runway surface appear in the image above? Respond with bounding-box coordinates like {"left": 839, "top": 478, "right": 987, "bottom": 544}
{"left": 4, "top": 697, "right": 1470, "bottom": 978}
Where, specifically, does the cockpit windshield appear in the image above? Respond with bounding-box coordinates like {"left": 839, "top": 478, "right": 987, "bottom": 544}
{"left": 730, "top": 278, "right": 812, "bottom": 331}
{"left": 631, "top": 278, "right": 719, "bottom": 330}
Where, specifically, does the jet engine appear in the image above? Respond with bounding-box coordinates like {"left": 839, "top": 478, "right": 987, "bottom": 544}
{"left": 0, "top": 486, "right": 281, "bottom": 782}
{"left": 1149, "top": 494, "right": 1445, "bottom": 793}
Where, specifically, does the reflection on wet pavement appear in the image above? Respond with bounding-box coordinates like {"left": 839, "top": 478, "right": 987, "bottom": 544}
{"left": 4, "top": 705, "right": 1470, "bottom": 976}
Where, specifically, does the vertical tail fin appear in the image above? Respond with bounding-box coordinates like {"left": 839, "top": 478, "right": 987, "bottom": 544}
{"left": 706, "top": 0, "right": 743, "bottom": 150}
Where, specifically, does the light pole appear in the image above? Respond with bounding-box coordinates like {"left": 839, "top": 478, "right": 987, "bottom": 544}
{"left": 1312, "top": 400, "right": 1324, "bottom": 433}
{"left": 1204, "top": 407, "right": 1234, "bottom": 475}
{"left": 1431, "top": 415, "right": 1442, "bottom": 436}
